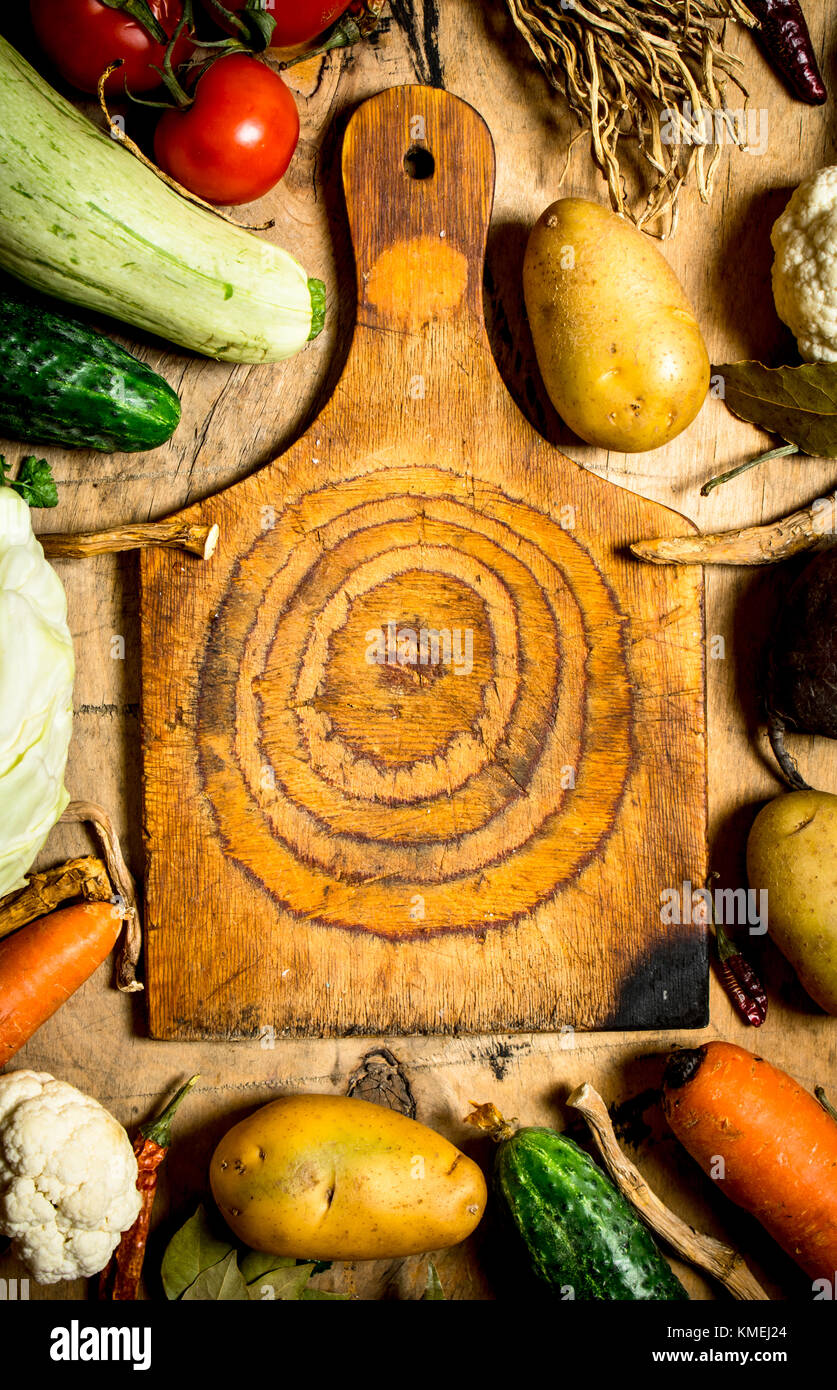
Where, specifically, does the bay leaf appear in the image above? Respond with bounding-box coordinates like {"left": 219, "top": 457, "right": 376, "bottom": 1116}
{"left": 247, "top": 1262, "right": 316, "bottom": 1301}
{"left": 421, "top": 1262, "right": 445, "bottom": 1300}
{"left": 161, "top": 1204, "right": 234, "bottom": 1300}
{"left": 182, "top": 1250, "right": 249, "bottom": 1302}
{"left": 240, "top": 1249, "right": 296, "bottom": 1284}
{"left": 715, "top": 360, "right": 837, "bottom": 456}
{"left": 301, "top": 1288, "right": 351, "bottom": 1301}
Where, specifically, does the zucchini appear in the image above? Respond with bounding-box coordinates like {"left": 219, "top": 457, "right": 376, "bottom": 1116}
{"left": 0, "top": 37, "right": 324, "bottom": 364}
{"left": 0, "top": 285, "right": 181, "bottom": 452}
{"left": 472, "top": 1108, "right": 688, "bottom": 1300}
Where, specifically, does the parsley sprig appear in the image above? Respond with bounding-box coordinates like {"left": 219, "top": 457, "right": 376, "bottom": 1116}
{"left": 0, "top": 456, "right": 59, "bottom": 508}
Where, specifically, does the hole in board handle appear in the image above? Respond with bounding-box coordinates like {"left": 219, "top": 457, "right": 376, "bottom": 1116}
{"left": 403, "top": 145, "right": 435, "bottom": 180}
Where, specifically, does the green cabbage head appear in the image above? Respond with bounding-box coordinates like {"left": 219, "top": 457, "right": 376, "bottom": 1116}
{"left": 0, "top": 490, "right": 74, "bottom": 898}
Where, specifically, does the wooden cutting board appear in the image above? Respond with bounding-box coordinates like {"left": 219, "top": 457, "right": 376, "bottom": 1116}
{"left": 140, "top": 84, "right": 708, "bottom": 1040}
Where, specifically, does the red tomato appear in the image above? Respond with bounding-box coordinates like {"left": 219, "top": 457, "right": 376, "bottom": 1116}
{"left": 154, "top": 55, "right": 300, "bottom": 205}
{"left": 29, "top": 0, "right": 193, "bottom": 95}
{"left": 202, "top": 0, "right": 352, "bottom": 47}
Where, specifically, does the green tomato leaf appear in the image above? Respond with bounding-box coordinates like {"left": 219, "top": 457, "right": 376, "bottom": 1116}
{"left": 96, "top": 0, "right": 168, "bottom": 44}
{"left": 182, "top": 1250, "right": 249, "bottom": 1301}
{"left": 240, "top": 1249, "right": 296, "bottom": 1284}
{"left": 714, "top": 360, "right": 837, "bottom": 457}
{"left": 161, "top": 1205, "right": 235, "bottom": 1300}
{"left": 247, "top": 1262, "right": 316, "bottom": 1301}
{"left": 240, "top": 5, "right": 277, "bottom": 51}
{"left": 422, "top": 1262, "right": 445, "bottom": 1300}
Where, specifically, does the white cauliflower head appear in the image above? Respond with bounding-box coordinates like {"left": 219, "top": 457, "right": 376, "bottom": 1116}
{"left": 772, "top": 166, "right": 837, "bottom": 362}
{"left": 0, "top": 1071, "right": 141, "bottom": 1284}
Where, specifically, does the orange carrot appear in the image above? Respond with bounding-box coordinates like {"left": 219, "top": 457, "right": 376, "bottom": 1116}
{"left": 663, "top": 1041, "right": 837, "bottom": 1283}
{"left": 0, "top": 900, "right": 122, "bottom": 1067}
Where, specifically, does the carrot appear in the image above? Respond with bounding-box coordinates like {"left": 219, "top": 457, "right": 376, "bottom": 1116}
{"left": 663, "top": 1041, "right": 837, "bottom": 1283}
{"left": 0, "top": 900, "right": 122, "bottom": 1067}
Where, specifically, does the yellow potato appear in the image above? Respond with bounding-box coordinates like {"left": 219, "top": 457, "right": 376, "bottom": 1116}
{"left": 747, "top": 790, "right": 837, "bottom": 1015}
{"left": 523, "top": 198, "right": 710, "bottom": 452}
{"left": 210, "top": 1093, "right": 487, "bottom": 1259}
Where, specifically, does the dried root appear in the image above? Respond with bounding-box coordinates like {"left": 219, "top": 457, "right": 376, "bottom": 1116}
{"left": 631, "top": 493, "right": 837, "bottom": 566}
{"left": 567, "top": 1082, "right": 769, "bottom": 1299}
{"left": 0, "top": 857, "right": 112, "bottom": 942}
{"left": 506, "top": 0, "right": 756, "bottom": 234}
{"left": 61, "top": 801, "right": 144, "bottom": 994}
{"left": 40, "top": 519, "right": 219, "bottom": 561}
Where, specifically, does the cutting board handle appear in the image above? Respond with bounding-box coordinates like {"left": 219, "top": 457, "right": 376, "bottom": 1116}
{"left": 341, "top": 85, "right": 496, "bottom": 339}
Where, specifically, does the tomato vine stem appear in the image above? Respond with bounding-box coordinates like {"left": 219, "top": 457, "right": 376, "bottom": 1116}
{"left": 97, "top": 0, "right": 169, "bottom": 44}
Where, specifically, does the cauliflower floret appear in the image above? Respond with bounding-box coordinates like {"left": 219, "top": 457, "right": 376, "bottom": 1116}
{"left": 771, "top": 166, "right": 837, "bottom": 362}
{"left": 0, "top": 1071, "right": 141, "bottom": 1285}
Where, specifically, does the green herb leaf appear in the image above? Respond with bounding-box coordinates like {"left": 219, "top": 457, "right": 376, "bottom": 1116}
{"left": 247, "top": 1262, "right": 316, "bottom": 1301}
{"left": 240, "top": 1249, "right": 296, "bottom": 1284}
{"left": 161, "top": 1205, "right": 234, "bottom": 1299}
{"left": 308, "top": 279, "right": 326, "bottom": 341}
{"left": 14, "top": 457, "right": 58, "bottom": 508}
{"left": 0, "top": 457, "right": 58, "bottom": 508}
{"left": 182, "top": 1249, "right": 249, "bottom": 1301}
{"left": 301, "top": 1287, "right": 351, "bottom": 1300}
{"left": 18, "top": 456, "right": 56, "bottom": 505}
{"left": 421, "top": 1262, "right": 445, "bottom": 1300}
{"left": 715, "top": 360, "right": 837, "bottom": 457}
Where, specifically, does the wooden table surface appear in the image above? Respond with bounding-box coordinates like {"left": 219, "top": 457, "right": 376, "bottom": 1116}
{"left": 2, "top": 1, "right": 836, "bottom": 1301}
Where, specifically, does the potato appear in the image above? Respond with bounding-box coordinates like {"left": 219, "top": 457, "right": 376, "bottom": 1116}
{"left": 210, "top": 1093, "right": 487, "bottom": 1259}
{"left": 523, "top": 198, "right": 710, "bottom": 452}
{"left": 746, "top": 790, "right": 837, "bottom": 1014}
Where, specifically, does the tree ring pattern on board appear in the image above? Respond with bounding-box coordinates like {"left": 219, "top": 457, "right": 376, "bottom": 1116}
{"left": 196, "top": 466, "right": 634, "bottom": 938}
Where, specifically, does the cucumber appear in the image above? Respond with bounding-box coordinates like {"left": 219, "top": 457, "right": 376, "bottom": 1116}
{"left": 0, "top": 286, "right": 181, "bottom": 452}
{"left": 494, "top": 1125, "right": 689, "bottom": 1300}
{"left": 0, "top": 37, "right": 323, "bottom": 364}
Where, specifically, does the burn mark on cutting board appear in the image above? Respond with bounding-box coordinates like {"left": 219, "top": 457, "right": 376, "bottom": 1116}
{"left": 602, "top": 930, "right": 709, "bottom": 1031}
{"left": 390, "top": 0, "right": 444, "bottom": 88}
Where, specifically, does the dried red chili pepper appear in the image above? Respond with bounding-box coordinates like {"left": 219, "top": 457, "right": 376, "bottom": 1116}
{"left": 714, "top": 921, "right": 768, "bottom": 1027}
{"left": 99, "top": 1075, "right": 199, "bottom": 1300}
{"left": 747, "top": 0, "right": 827, "bottom": 105}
